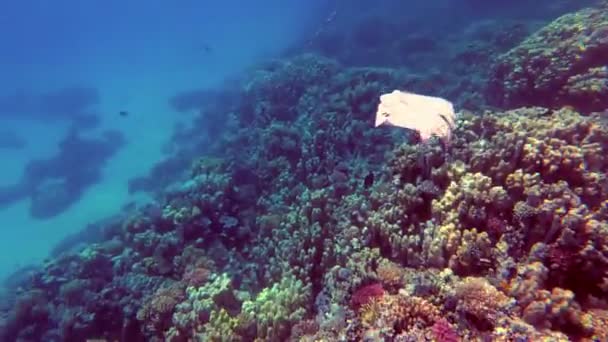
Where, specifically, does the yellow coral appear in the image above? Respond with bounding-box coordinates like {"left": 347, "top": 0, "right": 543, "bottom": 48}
{"left": 240, "top": 274, "right": 311, "bottom": 341}
{"left": 359, "top": 297, "right": 384, "bottom": 328}
{"left": 199, "top": 309, "right": 242, "bottom": 342}
{"left": 586, "top": 309, "right": 608, "bottom": 341}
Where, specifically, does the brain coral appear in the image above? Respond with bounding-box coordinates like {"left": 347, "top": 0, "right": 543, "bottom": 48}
{"left": 486, "top": 2, "right": 608, "bottom": 112}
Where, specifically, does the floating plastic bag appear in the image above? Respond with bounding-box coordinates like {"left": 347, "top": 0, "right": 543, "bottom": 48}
{"left": 375, "top": 90, "right": 456, "bottom": 143}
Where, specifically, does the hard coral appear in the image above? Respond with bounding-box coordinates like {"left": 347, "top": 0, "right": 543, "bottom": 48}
{"left": 239, "top": 274, "right": 311, "bottom": 341}
{"left": 357, "top": 292, "right": 441, "bottom": 339}
{"left": 521, "top": 287, "right": 594, "bottom": 337}
{"left": 375, "top": 260, "right": 405, "bottom": 291}
{"left": 182, "top": 267, "right": 212, "bottom": 288}
{"left": 288, "top": 319, "right": 319, "bottom": 341}
{"left": 137, "top": 283, "right": 186, "bottom": 336}
{"left": 454, "top": 277, "right": 510, "bottom": 331}
{"left": 487, "top": 1, "right": 608, "bottom": 112}
{"left": 5, "top": 8, "right": 608, "bottom": 341}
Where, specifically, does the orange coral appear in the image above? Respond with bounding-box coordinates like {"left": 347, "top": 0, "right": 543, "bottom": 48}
{"left": 585, "top": 309, "right": 608, "bottom": 342}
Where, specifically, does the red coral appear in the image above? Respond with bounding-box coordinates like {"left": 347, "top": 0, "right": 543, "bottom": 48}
{"left": 351, "top": 283, "right": 384, "bottom": 309}
{"left": 432, "top": 318, "right": 459, "bottom": 342}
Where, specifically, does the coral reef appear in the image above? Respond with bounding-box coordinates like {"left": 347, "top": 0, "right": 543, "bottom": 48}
{"left": 2, "top": 2, "right": 608, "bottom": 341}
{"left": 487, "top": 1, "right": 608, "bottom": 112}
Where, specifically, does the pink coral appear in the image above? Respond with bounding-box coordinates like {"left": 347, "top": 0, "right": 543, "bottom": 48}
{"left": 432, "top": 318, "right": 459, "bottom": 342}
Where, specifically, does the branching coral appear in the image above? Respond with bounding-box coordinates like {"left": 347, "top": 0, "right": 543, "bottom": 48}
{"left": 426, "top": 172, "right": 497, "bottom": 270}
{"left": 239, "top": 273, "right": 311, "bottom": 341}
{"left": 170, "top": 273, "right": 241, "bottom": 338}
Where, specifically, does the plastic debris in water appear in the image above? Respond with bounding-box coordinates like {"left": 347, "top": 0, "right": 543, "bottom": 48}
{"left": 374, "top": 90, "right": 456, "bottom": 143}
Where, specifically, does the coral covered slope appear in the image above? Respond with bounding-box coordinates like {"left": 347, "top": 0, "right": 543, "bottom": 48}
{"left": 487, "top": 1, "right": 608, "bottom": 112}
{"left": 2, "top": 2, "right": 608, "bottom": 342}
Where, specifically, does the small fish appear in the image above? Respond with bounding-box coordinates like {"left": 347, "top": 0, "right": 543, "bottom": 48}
{"left": 119, "top": 110, "right": 129, "bottom": 117}
{"left": 364, "top": 171, "right": 374, "bottom": 189}
{"left": 198, "top": 43, "right": 213, "bottom": 53}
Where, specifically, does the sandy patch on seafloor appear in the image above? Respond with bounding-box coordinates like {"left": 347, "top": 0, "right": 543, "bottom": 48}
{"left": 0, "top": 73, "right": 194, "bottom": 280}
